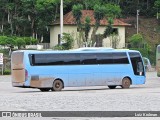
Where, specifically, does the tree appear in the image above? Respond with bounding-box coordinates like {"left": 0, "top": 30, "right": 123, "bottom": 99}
{"left": 36, "top": 0, "right": 60, "bottom": 42}
{"left": 155, "top": 0, "right": 160, "bottom": 19}
{"left": 91, "top": 3, "right": 121, "bottom": 46}
{"left": 91, "top": 4, "right": 106, "bottom": 44}
{"left": 103, "top": 18, "right": 113, "bottom": 38}
{"left": 109, "top": 34, "right": 120, "bottom": 48}
{"left": 72, "top": 4, "right": 84, "bottom": 46}
{"left": 72, "top": 4, "right": 83, "bottom": 30}
{"left": 84, "top": 16, "right": 91, "bottom": 42}
{"left": 71, "top": 3, "right": 121, "bottom": 47}
{"left": 0, "top": 0, "right": 8, "bottom": 34}
{"left": 129, "top": 33, "right": 144, "bottom": 48}
{"left": 21, "top": 0, "right": 37, "bottom": 38}
{"left": 103, "top": 3, "right": 121, "bottom": 39}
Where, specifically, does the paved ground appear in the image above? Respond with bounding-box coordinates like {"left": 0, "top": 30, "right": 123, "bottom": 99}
{"left": 0, "top": 72, "right": 160, "bottom": 120}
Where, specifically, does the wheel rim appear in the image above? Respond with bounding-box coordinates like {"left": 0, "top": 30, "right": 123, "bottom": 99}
{"left": 122, "top": 78, "right": 130, "bottom": 88}
{"left": 124, "top": 80, "right": 129, "bottom": 87}
{"left": 52, "top": 80, "right": 63, "bottom": 91}
{"left": 55, "top": 82, "right": 60, "bottom": 88}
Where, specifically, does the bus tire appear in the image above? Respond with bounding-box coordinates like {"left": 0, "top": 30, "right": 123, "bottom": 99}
{"left": 52, "top": 80, "right": 63, "bottom": 91}
{"left": 108, "top": 86, "right": 116, "bottom": 89}
{"left": 39, "top": 88, "right": 50, "bottom": 92}
{"left": 121, "top": 77, "right": 131, "bottom": 89}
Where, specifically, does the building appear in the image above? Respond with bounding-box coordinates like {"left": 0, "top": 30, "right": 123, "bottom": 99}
{"left": 50, "top": 10, "right": 130, "bottom": 48}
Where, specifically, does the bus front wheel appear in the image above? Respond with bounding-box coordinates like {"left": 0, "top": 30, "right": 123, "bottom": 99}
{"left": 52, "top": 80, "right": 63, "bottom": 91}
{"left": 121, "top": 78, "right": 131, "bottom": 89}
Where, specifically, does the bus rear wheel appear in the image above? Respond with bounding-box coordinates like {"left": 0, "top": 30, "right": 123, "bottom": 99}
{"left": 39, "top": 88, "right": 50, "bottom": 92}
{"left": 52, "top": 80, "right": 63, "bottom": 91}
{"left": 108, "top": 86, "right": 116, "bottom": 89}
{"left": 121, "top": 78, "right": 131, "bottom": 89}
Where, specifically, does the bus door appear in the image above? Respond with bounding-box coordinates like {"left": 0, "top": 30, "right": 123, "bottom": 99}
{"left": 11, "top": 51, "right": 26, "bottom": 85}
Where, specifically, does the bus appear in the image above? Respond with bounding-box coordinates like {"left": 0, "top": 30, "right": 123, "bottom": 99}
{"left": 156, "top": 45, "right": 160, "bottom": 76}
{"left": 11, "top": 48, "right": 146, "bottom": 91}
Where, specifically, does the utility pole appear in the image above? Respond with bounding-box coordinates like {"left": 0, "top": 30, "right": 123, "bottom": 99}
{"left": 137, "top": 10, "right": 139, "bottom": 34}
{"left": 60, "top": 0, "right": 63, "bottom": 44}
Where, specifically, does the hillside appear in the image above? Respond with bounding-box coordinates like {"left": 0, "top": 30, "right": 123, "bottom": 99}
{"left": 121, "top": 16, "right": 160, "bottom": 65}
{"left": 123, "top": 17, "right": 160, "bottom": 47}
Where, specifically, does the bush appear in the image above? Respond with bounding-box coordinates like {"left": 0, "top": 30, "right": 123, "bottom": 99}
{"left": 3, "top": 69, "right": 11, "bottom": 75}
{"left": 0, "top": 36, "right": 38, "bottom": 50}
{"left": 54, "top": 33, "right": 74, "bottom": 50}
{"left": 15, "top": 37, "right": 26, "bottom": 49}
{"left": 0, "top": 36, "right": 8, "bottom": 46}
{"left": 23, "top": 37, "right": 38, "bottom": 45}
{"left": 129, "top": 34, "right": 144, "bottom": 48}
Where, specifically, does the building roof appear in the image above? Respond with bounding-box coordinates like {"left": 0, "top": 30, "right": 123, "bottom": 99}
{"left": 53, "top": 10, "right": 131, "bottom": 26}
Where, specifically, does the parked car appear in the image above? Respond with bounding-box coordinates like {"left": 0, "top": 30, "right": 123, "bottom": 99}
{"left": 143, "top": 57, "right": 152, "bottom": 71}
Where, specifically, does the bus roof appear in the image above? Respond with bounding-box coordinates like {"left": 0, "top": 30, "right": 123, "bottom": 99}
{"left": 13, "top": 48, "right": 139, "bottom": 54}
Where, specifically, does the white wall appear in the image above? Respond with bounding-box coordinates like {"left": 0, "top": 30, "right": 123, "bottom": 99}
{"left": 50, "top": 25, "right": 126, "bottom": 48}
{"left": 50, "top": 25, "right": 77, "bottom": 48}
{"left": 102, "top": 26, "right": 125, "bottom": 48}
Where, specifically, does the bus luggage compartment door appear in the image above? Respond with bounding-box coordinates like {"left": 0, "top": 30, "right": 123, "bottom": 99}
{"left": 12, "top": 68, "right": 25, "bottom": 85}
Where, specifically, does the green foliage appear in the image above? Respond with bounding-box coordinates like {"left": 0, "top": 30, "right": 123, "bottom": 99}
{"left": 54, "top": 33, "right": 74, "bottom": 50}
{"left": 91, "top": 3, "right": 121, "bottom": 45}
{"left": 72, "top": 4, "right": 83, "bottom": 28}
{"left": 5, "top": 37, "right": 16, "bottom": 47}
{"left": 0, "top": 36, "right": 38, "bottom": 49}
{"left": 62, "top": 33, "right": 74, "bottom": 50}
{"left": 129, "top": 34, "right": 144, "bottom": 48}
{"left": 0, "top": 0, "right": 59, "bottom": 42}
{"left": 121, "top": 0, "right": 155, "bottom": 17}
{"left": 94, "top": 4, "right": 106, "bottom": 26}
{"left": 155, "top": 0, "right": 160, "bottom": 18}
{"left": 0, "top": 36, "right": 8, "bottom": 46}
{"left": 103, "top": 24, "right": 113, "bottom": 38}
{"left": 104, "top": 3, "right": 121, "bottom": 18}
{"left": 83, "top": 0, "right": 101, "bottom": 9}
{"left": 0, "top": 0, "right": 157, "bottom": 36}
{"left": 3, "top": 69, "right": 11, "bottom": 75}
{"left": 0, "top": 49, "right": 10, "bottom": 57}
{"left": 84, "top": 16, "right": 91, "bottom": 41}
{"left": 129, "top": 33, "right": 155, "bottom": 64}
{"left": 155, "top": 0, "right": 160, "bottom": 8}
{"left": 15, "top": 37, "right": 26, "bottom": 49}
{"left": 0, "top": 0, "right": 157, "bottom": 45}
{"left": 53, "top": 45, "right": 63, "bottom": 50}
{"left": 23, "top": 37, "right": 38, "bottom": 45}
{"left": 31, "top": 38, "right": 38, "bottom": 45}
{"left": 130, "top": 47, "right": 155, "bottom": 65}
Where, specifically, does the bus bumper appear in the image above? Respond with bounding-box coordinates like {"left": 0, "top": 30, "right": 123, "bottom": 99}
{"left": 12, "top": 82, "right": 25, "bottom": 87}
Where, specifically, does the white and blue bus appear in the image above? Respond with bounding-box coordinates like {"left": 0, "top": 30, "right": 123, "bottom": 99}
{"left": 11, "top": 48, "right": 146, "bottom": 91}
